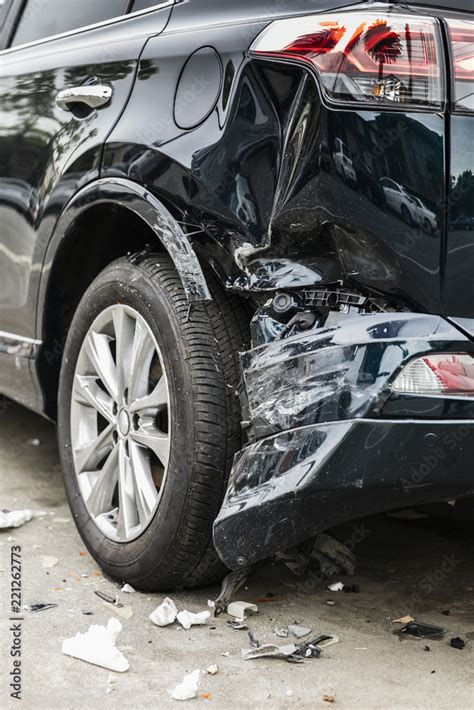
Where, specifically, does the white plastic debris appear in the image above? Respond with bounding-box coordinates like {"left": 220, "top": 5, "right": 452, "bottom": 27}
{"left": 41, "top": 555, "right": 59, "bottom": 569}
{"left": 103, "top": 601, "right": 134, "bottom": 620}
{"left": 207, "top": 599, "right": 216, "bottom": 609}
{"left": 121, "top": 584, "right": 135, "bottom": 594}
{"left": 169, "top": 669, "right": 200, "bottom": 701}
{"left": 288, "top": 624, "right": 312, "bottom": 639}
{"left": 177, "top": 610, "right": 211, "bottom": 630}
{"left": 227, "top": 601, "right": 258, "bottom": 619}
{"left": 275, "top": 627, "right": 289, "bottom": 638}
{"left": 241, "top": 643, "right": 298, "bottom": 660}
{"left": 206, "top": 664, "right": 218, "bottom": 675}
{"left": 0, "top": 510, "right": 33, "bottom": 529}
{"left": 61, "top": 618, "right": 129, "bottom": 672}
{"left": 149, "top": 597, "right": 178, "bottom": 627}
{"left": 327, "top": 582, "right": 344, "bottom": 592}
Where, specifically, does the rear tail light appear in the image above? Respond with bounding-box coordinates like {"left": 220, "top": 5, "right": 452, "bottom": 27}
{"left": 250, "top": 11, "right": 443, "bottom": 109}
{"left": 446, "top": 19, "right": 474, "bottom": 112}
{"left": 392, "top": 354, "right": 474, "bottom": 396}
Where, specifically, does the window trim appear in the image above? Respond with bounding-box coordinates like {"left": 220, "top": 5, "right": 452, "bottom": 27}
{"left": 1, "top": 0, "right": 174, "bottom": 55}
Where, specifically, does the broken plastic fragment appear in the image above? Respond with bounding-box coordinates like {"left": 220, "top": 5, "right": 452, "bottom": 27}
{"left": 149, "top": 597, "right": 178, "bottom": 627}
{"left": 61, "top": 618, "right": 129, "bottom": 672}
{"left": 227, "top": 619, "right": 248, "bottom": 630}
{"left": 0, "top": 509, "right": 33, "bottom": 529}
{"left": 23, "top": 603, "right": 57, "bottom": 613}
{"left": 121, "top": 584, "right": 135, "bottom": 594}
{"left": 41, "top": 555, "right": 59, "bottom": 569}
{"left": 288, "top": 624, "right": 311, "bottom": 639}
{"left": 214, "top": 568, "right": 252, "bottom": 615}
{"left": 275, "top": 627, "right": 289, "bottom": 638}
{"left": 206, "top": 664, "right": 218, "bottom": 675}
{"left": 177, "top": 610, "right": 211, "bottom": 630}
{"left": 241, "top": 643, "right": 299, "bottom": 660}
{"left": 169, "top": 669, "right": 200, "bottom": 700}
{"left": 94, "top": 590, "right": 120, "bottom": 605}
{"left": 227, "top": 601, "right": 258, "bottom": 619}
{"left": 327, "top": 582, "right": 344, "bottom": 592}
{"left": 248, "top": 630, "right": 260, "bottom": 648}
{"left": 395, "top": 621, "right": 445, "bottom": 640}
{"left": 305, "top": 634, "right": 339, "bottom": 649}
{"left": 311, "top": 533, "right": 357, "bottom": 577}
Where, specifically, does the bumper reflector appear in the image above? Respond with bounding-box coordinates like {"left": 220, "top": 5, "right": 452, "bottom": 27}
{"left": 392, "top": 354, "right": 474, "bottom": 396}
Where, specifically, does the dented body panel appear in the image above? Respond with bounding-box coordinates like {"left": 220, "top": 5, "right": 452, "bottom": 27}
{"left": 214, "top": 313, "right": 474, "bottom": 568}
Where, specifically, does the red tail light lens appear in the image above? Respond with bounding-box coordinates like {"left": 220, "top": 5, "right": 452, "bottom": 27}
{"left": 250, "top": 12, "right": 443, "bottom": 109}
{"left": 392, "top": 354, "right": 474, "bottom": 396}
{"left": 446, "top": 19, "right": 474, "bottom": 112}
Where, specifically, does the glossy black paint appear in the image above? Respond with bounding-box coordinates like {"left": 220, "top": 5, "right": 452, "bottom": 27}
{"left": 0, "top": 3, "right": 173, "bottom": 406}
{"left": 444, "top": 115, "right": 474, "bottom": 317}
{"left": 214, "top": 417, "right": 474, "bottom": 570}
{"left": 0, "top": 1, "right": 472, "bottom": 567}
{"left": 241, "top": 312, "right": 473, "bottom": 440}
{"left": 104, "top": 50, "right": 446, "bottom": 314}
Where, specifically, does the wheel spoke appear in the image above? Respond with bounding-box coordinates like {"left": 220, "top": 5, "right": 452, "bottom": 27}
{"left": 130, "top": 419, "right": 170, "bottom": 468}
{"left": 72, "top": 304, "right": 172, "bottom": 543}
{"left": 112, "top": 308, "right": 134, "bottom": 404}
{"left": 85, "top": 447, "right": 119, "bottom": 516}
{"left": 127, "top": 320, "right": 155, "bottom": 402}
{"left": 85, "top": 331, "right": 118, "bottom": 401}
{"left": 129, "top": 376, "right": 168, "bottom": 413}
{"left": 116, "top": 441, "right": 139, "bottom": 539}
{"left": 73, "top": 375, "right": 115, "bottom": 422}
{"left": 129, "top": 441, "right": 159, "bottom": 524}
{"left": 75, "top": 422, "right": 115, "bottom": 473}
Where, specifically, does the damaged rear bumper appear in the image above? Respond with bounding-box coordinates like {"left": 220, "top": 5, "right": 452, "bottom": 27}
{"left": 214, "top": 313, "right": 474, "bottom": 569}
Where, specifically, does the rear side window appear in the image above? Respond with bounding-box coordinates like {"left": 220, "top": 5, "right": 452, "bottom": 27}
{"left": 11, "top": 0, "right": 129, "bottom": 47}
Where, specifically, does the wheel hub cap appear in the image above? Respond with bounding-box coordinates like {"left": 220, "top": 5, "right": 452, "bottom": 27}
{"left": 70, "top": 304, "right": 171, "bottom": 543}
{"left": 117, "top": 409, "right": 131, "bottom": 438}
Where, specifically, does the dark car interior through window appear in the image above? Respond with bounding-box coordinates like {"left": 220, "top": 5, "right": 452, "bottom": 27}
{"left": 11, "top": 0, "right": 129, "bottom": 47}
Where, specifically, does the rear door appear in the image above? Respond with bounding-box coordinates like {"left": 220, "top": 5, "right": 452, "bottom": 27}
{"left": 0, "top": 0, "right": 173, "bottom": 404}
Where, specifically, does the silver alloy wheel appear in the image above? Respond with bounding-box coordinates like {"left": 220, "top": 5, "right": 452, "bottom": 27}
{"left": 70, "top": 304, "right": 171, "bottom": 542}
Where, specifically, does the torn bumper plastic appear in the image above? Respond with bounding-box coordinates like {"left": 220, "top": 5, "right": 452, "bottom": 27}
{"left": 214, "top": 313, "right": 474, "bottom": 569}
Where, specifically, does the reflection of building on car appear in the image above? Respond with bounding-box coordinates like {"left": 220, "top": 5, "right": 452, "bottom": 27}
{"left": 333, "top": 138, "right": 356, "bottom": 183}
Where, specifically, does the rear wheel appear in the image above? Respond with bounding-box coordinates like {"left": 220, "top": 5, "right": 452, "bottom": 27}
{"left": 58, "top": 254, "right": 249, "bottom": 590}
{"left": 401, "top": 204, "right": 413, "bottom": 226}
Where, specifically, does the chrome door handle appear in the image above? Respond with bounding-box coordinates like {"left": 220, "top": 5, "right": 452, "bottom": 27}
{"left": 55, "top": 85, "right": 113, "bottom": 112}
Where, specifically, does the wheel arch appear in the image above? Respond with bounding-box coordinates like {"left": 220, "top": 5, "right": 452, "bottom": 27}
{"left": 37, "top": 178, "right": 212, "bottom": 418}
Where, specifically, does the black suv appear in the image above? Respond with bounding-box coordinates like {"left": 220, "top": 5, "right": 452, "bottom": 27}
{"left": 0, "top": 0, "right": 473, "bottom": 589}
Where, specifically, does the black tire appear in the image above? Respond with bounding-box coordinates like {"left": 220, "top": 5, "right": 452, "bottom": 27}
{"left": 423, "top": 218, "right": 434, "bottom": 235}
{"left": 58, "top": 253, "right": 249, "bottom": 590}
{"left": 401, "top": 204, "right": 413, "bottom": 226}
